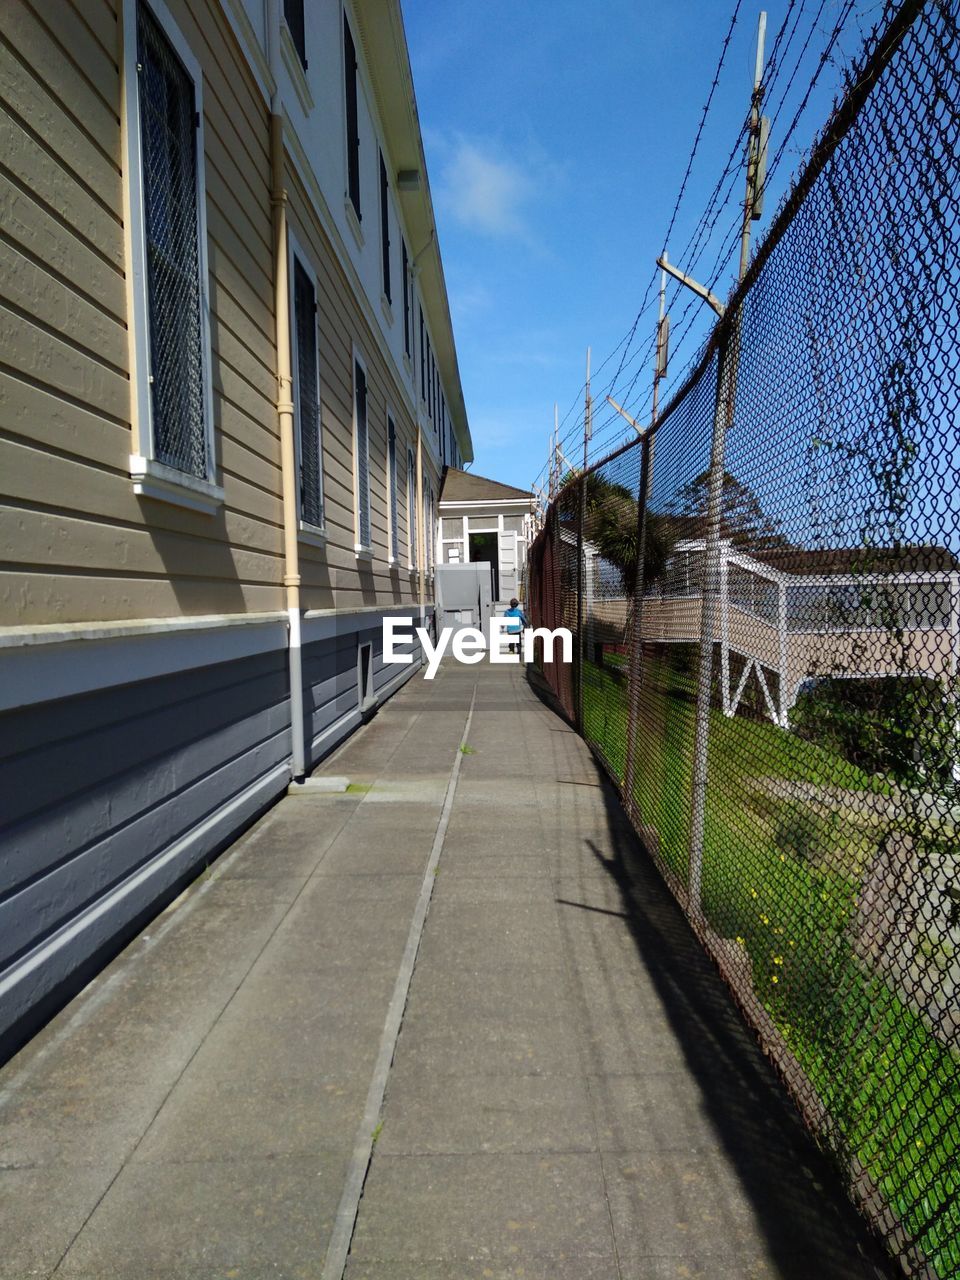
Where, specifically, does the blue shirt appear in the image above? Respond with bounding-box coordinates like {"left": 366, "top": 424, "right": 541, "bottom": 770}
{"left": 504, "top": 606, "right": 527, "bottom": 634}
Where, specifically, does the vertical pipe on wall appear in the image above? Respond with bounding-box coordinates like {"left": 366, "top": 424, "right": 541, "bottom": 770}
{"left": 268, "top": 7, "right": 305, "bottom": 780}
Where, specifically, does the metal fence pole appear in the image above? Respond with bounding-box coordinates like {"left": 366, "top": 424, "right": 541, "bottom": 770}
{"left": 575, "top": 473, "right": 585, "bottom": 733}
{"left": 687, "top": 318, "right": 737, "bottom": 920}
{"left": 624, "top": 433, "right": 652, "bottom": 810}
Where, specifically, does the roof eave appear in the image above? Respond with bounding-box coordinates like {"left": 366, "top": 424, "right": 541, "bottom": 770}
{"left": 352, "top": 0, "right": 473, "bottom": 464}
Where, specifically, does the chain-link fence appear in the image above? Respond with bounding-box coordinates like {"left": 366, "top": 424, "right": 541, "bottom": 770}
{"left": 527, "top": 3, "right": 960, "bottom": 1274}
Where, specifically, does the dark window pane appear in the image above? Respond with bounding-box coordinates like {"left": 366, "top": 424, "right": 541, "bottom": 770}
{"left": 388, "top": 416, "right": 398, "bottom": 561}
{"left": 344, "top": 17, "right": 360, "bottom": 218}
{"left": 407, "top": 448, "right": 417, "bottom": 567}
{"left": 379, "top": 151, "right": 391, "bottom": 302}
{"left": 293, "top": 259, "right": 322, "bottom": 527}
{"left": 284, "top": 0, "right": 306, "bottom": 67}
{"left": 419, "top": 305, "right": 425, "bottom": 399}
{"left": 355, "top": 361, "right": 370, "bottom": 546}
{"left": 402, "top": 241, "right": 410, "bottom": 355}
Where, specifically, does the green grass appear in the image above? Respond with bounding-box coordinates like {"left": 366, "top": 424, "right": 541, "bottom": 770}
{"left": 581, "top": 655, "right": 960, "bottom": 1279}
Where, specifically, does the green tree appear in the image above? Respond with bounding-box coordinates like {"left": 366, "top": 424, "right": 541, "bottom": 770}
{"left": 582, "top": 471, "right": 666, "bottom": 593}
{"left": 665, "top": 469, "right": 788, "bottom": 551}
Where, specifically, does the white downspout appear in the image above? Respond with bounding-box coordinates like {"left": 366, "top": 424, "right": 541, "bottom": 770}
{"left": 267, "top": 0, "right": 306, "bottom": 779}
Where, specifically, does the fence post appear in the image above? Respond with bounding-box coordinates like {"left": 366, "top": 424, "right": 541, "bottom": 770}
{"left": 576, "top": 472, "right": 586, "bottom": 733}
{"left": 624, "top": 433, "right": 652, "bottom": 811}
{"left": 687, "top": 317, "right": 738, "bottom": 921}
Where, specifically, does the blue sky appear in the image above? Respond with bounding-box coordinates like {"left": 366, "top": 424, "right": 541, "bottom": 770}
{"left": 402, "top": 0, "right": 883, "bottom": 496}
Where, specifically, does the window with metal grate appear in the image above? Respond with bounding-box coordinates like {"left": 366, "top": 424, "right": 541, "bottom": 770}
{"left": 387, "top": 415, "right": 398, "bottom": 561}
{"left": 422, "top": 473, "right": 433, "bottom": 573}
{"left": 292, "top": 257, "right": 323, "bottom": 528}
{"left": 136, "top": 0, "right": 207, "bottom": 480}
{"left": 283, "top": 0, "right": 306, "bottom": 67}
{"left": 354, "top": 357, "right": 370, "bottom": 548}
{"left": 344, "top": 15, "right": 360, "bottom": 219}
{"left": 407, "top": 447, "right": 417, "bottom": 569}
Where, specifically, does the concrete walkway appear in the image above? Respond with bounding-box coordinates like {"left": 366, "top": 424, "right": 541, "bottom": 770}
{"left": 0, "top": 661, "right": 891, "bottom": 1279}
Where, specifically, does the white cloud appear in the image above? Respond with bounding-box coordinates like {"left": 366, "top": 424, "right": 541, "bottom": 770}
{"left": 439, "top": 139, "right": 534, "bottom": 239}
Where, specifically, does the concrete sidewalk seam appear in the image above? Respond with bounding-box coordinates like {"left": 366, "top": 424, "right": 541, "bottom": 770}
{"left": 320, "top": 675, "right": 479, "bottom": 1280}
{"left": 42, "top": 798, "right": 362, "bottom": 1277}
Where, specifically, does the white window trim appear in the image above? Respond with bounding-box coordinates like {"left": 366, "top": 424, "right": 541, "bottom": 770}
{"left": 280, "top": 21, "right": 314, "bottom": 114}
{"left": 288, "top": 227, "right": 326, "bottom": 545}
{"left": 352, "top": 344, "right": 372, "bottom": 555}
{"left": 344, "top": 196, "right": 364, "bottom": 250}
{"left": 121, "top": 0, "right": 220, "bottom": 514}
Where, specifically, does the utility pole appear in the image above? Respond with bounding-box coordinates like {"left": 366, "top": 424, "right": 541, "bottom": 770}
{"left": 576, "top": 348, "right": 591, "bottom": 731}
{"left": 653, "top": 11, "right": 768, "bottom": 922}
{"left": 623, "top": 262, "right": 669, "bottom": 808}
{"left": 583, "top": 347, "right": 593, "bottom": 472}
{"left": 652, "top": 255, "right": 669, "bottom": 427}
{"left": 739, "top": 10, "right": 769, "bottom": 281}
{"left": 551, "top": 402, "right": 559, "bottom": 500}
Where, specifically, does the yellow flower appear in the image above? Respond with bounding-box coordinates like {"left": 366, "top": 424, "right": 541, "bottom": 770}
{"left": 750, "top": 889, "right": 758, "bottom": 899}
{"left": 735, "top": 936, "right": 745, "bottom": 946}
{"left": 789, "top": 940, "right": 796, "bottom": 948}
{"left": 760, "top": 913, "right": 769, "bottom": 925}
{"left": 779, "top": 854, "right": 786, "bottom": 862}
{"left": 773, "top": 955, "right": 783, "bottom": 965}
{"left": 771, "top": 975, "right": 779, "bottom": 984}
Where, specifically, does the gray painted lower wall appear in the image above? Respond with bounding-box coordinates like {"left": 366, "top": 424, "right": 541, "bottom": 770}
{"left": 0, "top": 609, "right": 428, "bottom": 1059}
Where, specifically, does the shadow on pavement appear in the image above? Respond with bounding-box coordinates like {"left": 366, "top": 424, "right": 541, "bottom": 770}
{"left": 527, "top": 663, "right": 894, "bottom": 1279}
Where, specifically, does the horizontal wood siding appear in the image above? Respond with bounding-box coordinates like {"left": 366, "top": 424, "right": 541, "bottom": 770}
{"left": 0, "top": 0, "right": 283, "bottom": 625}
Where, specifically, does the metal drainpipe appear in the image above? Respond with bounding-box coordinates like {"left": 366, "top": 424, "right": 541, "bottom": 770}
{"left": 270, "top": 105, "right": 306, "bottom": 780}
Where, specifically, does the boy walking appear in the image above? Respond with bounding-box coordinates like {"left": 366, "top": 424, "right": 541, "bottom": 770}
{"left": 504, "top": 598, "right": 529, "bottom": 655}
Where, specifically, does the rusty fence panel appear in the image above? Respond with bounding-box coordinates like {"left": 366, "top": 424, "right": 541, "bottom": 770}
{"left": 526, "top": 3, "right": 960, "bottom": 1275}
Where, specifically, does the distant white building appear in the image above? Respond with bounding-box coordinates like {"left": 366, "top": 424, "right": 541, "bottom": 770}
{"left": 437, "top": 469, "right": 536, "bottom": 607}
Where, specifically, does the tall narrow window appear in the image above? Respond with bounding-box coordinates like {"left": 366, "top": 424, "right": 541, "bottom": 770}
{"left": 284, "top": 0, "right": 306, "bottom": 67}
{"left": 418, "top": 305, "right": 425, "bottom": 400}
{"left": 379, "top": 151, "right": 391, "bottom": 302}
{"left": 387, "top": 415, "right": 398, "bottom": 561}
{"left": 292, "top": 255, "right": 323, "bottom": 528}
{"left": 423, "top": 473, "right": 433, "bottom": 572}
{"left": 354, "top": 356, "right": 370, "bottom": 549}
{"left": 402, "top": 240, "right": 410, "bottom": 356}
{"left": 343, "top": 15, "right": 360, "bottom": 219}
{"left": 135, "top": 0, "right": 210, "bottom": 481}
{"left": 407, "top": 447, "right": 417, "bottom": 568}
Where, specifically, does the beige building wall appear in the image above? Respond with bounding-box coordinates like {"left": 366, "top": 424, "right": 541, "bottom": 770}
{"left": 0, "top": 0, "right": 438, "bottom": 628}
{"left": 286, "top": 169, "right": 433, "bottom": 614}
{"left": 1, "top": 0, "right": 287, "bottom": 625}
